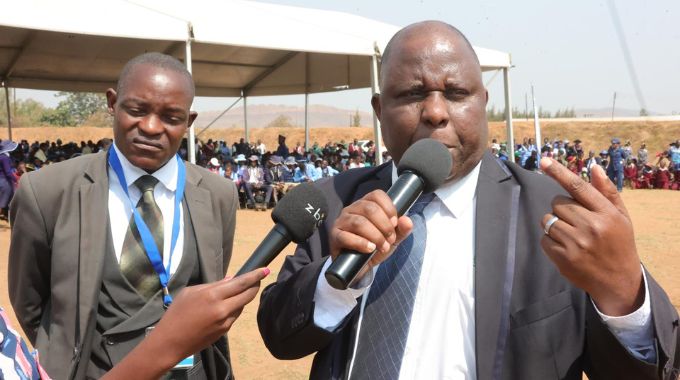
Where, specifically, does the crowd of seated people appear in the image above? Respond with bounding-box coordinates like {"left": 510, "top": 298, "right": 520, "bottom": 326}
{"left": 491, "top": 136, "right": 680, "bottom": 190}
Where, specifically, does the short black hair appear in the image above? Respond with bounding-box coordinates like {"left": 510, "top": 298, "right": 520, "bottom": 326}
{"left": 116, "top": 52, "right": 195, "bottom": 97}
{"left": 379, "top": 21, "right": 479, "bottom": 88}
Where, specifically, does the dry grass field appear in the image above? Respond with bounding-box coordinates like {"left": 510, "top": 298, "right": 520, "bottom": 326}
{"left": 7, "top": 119, "right": 680, "bottom": 158}
{"left": 0, "top": 122, "right": 678, "bottom": 379}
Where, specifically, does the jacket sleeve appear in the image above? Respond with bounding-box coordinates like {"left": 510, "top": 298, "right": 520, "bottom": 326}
{"left": 584, "top": 270, "right": 680, "bottom": 380}
{"left": 257, "top": 230, "right": 353, "bottom": 360}
{"left": 8, "top": 174, "right": 52, "bottom": 344}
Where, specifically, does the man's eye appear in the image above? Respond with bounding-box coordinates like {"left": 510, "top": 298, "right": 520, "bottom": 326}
{"left": 127, "top": 108, "right": 145, "bottom": 116}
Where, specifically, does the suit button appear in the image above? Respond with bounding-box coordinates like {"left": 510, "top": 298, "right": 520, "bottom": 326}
{"left": 104, "top": 337, "right": 115, "bottom": 346}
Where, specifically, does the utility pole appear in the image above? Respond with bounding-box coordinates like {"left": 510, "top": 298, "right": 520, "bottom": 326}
{"left": 611, "top": 92, "right": 617, "bottom": 121}
{"left": 525, "top": 92, "right": 529, "bottom": 121}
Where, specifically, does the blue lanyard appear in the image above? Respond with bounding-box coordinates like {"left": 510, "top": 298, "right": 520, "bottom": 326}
{"left": 108, "top": 148, "right": 186, "bottom": 306}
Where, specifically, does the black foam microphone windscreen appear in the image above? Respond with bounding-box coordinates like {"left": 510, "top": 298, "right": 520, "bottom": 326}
{"left": 236, "top": 182, "right": 328, "bottom": 275}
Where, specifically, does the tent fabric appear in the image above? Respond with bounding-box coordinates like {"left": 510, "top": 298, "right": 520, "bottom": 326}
{"left": 0, "top": 0, "right": 511, "bottom": 97}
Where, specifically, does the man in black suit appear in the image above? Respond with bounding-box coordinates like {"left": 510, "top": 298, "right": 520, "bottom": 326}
{"left": 257, "top": 21, "right": 679, "bottom": 379}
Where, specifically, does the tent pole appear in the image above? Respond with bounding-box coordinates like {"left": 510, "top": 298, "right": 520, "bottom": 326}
{"left": 370, "top": 52, "right": 383, "bottom": 165}
{"left": 304, "top": 93, "right": 309, "bottom": 152}
{"left": 503, "top": 67, "right": 515, "bottom": 163}
{"left": 243, "top": 95, "right": 249, "bottom": 143}
{"left": 185, "top": 25, "right": 196, "bottom": 164}
{"left": 304, "top": 53, "right": 310, "bottom": 153}
{"left": 3, "top": 83, "right": 12, "bottom": 141}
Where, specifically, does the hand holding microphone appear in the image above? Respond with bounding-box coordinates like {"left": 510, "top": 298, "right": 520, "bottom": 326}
{"left": 324, "top": 139, "right": 453, "bottom": 289}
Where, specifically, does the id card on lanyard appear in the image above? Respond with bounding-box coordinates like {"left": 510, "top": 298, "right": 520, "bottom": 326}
{"left": 108, "top": 148, "right": 186, "bottom": 307}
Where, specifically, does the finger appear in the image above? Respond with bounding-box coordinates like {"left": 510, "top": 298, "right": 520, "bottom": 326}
{"left": 540, "top": 158, "right": 609, "bottom": 212}
{"left": 590, "top": 165, "right": 631, "bottom": 218}
{"left": 393, "top": 215, "right": 414, "bottom": 244}
{"left": 362, "top": 190, "right": 399, "bottom": 224}
{"left": 540, "top": 213, "right": 578, "bottom": 247}
{"left": 332, "top": 223, "right": 386, "bottom": 257}
{"left": 550, "top": 195, "right": 592, "bottom": 227}
{"left": 216, "top": 268, "right": 268, "bottom": 299}
{"left": 221, "top": 285, "right": 261, "bottom": 314}
{"left": 347, "top": 198, "right": 398, "bottom": 243}
{"left": 540, "top": 234, "right": 575, "bottom": 274}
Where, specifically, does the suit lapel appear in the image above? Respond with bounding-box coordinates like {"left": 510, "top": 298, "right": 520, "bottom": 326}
{"left": 183, "top": 164, "right": 220, "bottom": 283}
{"left": 353, "top": 163, "right": 392, "bottom": 201}
{"left": 474, "top": 152, "right": 518, "bottom": 380}
{"left": 77, "top": 152, "right": 110, "bottom": 353}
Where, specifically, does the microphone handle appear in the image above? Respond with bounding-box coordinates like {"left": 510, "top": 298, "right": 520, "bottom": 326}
{"left": 324, "top": 172, "right": 424, "bottom": 290}
{"left": 236, "top": 223, "right": 290, "bottom": 276}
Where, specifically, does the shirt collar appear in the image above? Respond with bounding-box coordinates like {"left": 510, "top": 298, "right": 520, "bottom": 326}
{"left": 112, "top": 143, "right": 178, "bottom": 192}
{"left": 391, "top": 160, "right": 481, "bottom": 218}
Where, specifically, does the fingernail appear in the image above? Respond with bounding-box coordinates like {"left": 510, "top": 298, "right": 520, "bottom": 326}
{"left": 367, "top": 241, "right": 377, "bottom": 251}
{"left": 223, "top": 275, "right": 233, "bottom": 281}
{"left": 382, "top": 241, "right": 391, "bottom": 253}
{"left": 540, "top": 157, "right": 552, "bottom": 168}
{"left": 262, "top": 268, "right": 271, "bottom": 277}
{"left": 391, "top": 216, "right": 398, "bottom": 227}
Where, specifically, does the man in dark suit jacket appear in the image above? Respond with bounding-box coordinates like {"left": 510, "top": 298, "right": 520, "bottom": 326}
{"left": 8, "top": 53, "right": 261, "bottom": 380}
{"left": 257, "top": 21, "right": 679, "bottom": 379}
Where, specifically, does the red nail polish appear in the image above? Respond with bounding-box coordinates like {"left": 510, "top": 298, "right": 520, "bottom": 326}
{"left": 263, "top": 268, "right": 271, "bottom": 276}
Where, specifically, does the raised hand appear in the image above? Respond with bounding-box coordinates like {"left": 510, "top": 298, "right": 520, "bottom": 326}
{"left": 539, "top": 157, "right": 644, "bottom": 316}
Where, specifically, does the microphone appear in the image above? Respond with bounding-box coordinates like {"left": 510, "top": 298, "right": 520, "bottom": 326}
{"left": 236, "top": 182, "right": 329, "bottom": 276}
{"left": 324, "top": 138, "right": 453, "bottom": 290}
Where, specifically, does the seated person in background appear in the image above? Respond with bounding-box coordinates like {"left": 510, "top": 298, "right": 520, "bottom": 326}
{"left": 223, "top": 161, "right": 238, "bottom": 182}
{"left": 265, "top": 155, "right": 285, "bottom": 205}
{"left": 242, "top": 155, "right": 272, "bottom": 208}
{"left": 317, "top": 159, "right": 339, "bottom": 178}
{"left": 624, "top": 158, "right": 639, "bottom": 189}
{"left": 280, "top": 156, "right": 298, "bottom": 192}
{"left": 654, "top": 158, "right": 671, "bottom": 189}
{"left": 207, "top": 157, "right": 223, "bottom": 176}
{"left": 638, "top": 163, "right": 654, "bottom": 189}
{"left": 293, "top": 158, "right": 318, "bottom": 183}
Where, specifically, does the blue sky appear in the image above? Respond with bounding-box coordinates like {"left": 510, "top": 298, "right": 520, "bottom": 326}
{"left": 16, "top": 0, "right": 680, "bottom": 115}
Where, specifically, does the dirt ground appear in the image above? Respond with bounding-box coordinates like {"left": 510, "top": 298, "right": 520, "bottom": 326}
{"left": 0, "top": 190, "right": 678, "bottom": 379}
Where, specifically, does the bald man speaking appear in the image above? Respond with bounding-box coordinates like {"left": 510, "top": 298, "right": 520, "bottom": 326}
{"left": 257, "top": 21, "right": 679, "bottom": 379}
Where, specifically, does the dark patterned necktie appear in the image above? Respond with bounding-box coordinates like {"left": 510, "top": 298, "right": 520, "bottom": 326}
{"left": 120, "top": 175, "right": 164, "bottom": 300}
{"left": 350, "top": 192, "right": 436, "bottom": 380}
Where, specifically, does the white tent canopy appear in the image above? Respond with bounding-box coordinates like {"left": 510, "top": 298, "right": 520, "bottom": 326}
{"left": 1, "top": 0, "right": 515, "bottom": 162}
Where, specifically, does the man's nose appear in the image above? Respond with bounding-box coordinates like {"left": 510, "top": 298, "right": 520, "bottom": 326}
{"left": 421, "top": 92, "right": 449, "bottom": 128}
{"left": 139, "top": 114, "right": 163, "bottom": 135}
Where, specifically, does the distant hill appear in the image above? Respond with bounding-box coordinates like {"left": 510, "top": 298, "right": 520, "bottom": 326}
{"left": 193, "top": 104, "right": 373, "bottom": 129}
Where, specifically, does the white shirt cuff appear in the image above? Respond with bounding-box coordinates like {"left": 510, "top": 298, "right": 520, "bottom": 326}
{"left": 313, "top": 257, "right": 374, "bottom": 331}
{"left": 591, "top": 266, "right": 656, "bottom": 362}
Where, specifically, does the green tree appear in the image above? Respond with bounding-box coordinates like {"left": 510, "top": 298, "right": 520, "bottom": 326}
{"left": 352, "top": 109, "right": 362, "bottom": 127}
{"left": 639, "top": 108, "right": 649, "bottom": 117}
{"left": 40, "top": 92, "right": 107, "bottom": 126}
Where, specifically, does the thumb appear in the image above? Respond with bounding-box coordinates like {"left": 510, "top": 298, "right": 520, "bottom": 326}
{"left": 590, "top": 165, "right": 630, "bottom": 218}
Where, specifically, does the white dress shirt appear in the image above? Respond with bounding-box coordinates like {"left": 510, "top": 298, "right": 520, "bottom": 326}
{"left": 108, "top": 143, "right": 184, "bottom": 276}
{"left": 313, "top": 161, "right": 654, "bottom": 379}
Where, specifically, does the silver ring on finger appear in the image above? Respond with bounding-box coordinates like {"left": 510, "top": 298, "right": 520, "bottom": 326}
{"left": 544, "top": 215, "right": 559, "bottom": 236}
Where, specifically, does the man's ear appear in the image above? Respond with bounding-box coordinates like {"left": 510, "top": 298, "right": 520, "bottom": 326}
{"left": 105, "top": 88, "right": 117, "bottom": 115}
{"left": 371, "top": 93, "right": 382, "bottom": 122}
{"left": 188, "top": 111, "right": 198, "bottom": 127}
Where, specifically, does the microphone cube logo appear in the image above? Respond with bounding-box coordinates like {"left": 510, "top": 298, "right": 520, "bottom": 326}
{"left": 305, "top": 203, "right": 326, "bottom": 226}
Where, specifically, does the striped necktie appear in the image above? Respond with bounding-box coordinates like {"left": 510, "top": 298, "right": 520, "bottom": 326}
{"left": 120, "top": 175, "right": 164, "bottom": 300}
{"left": 350, "top": 192, "right": 436, "bottom": 380}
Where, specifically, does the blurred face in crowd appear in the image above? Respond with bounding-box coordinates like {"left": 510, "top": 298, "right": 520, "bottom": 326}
{"left": 372, "top": 21, "right": 489, "bottom": 181}
{"left": 107, "top": 64, "right": 197, "bottom": 172}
